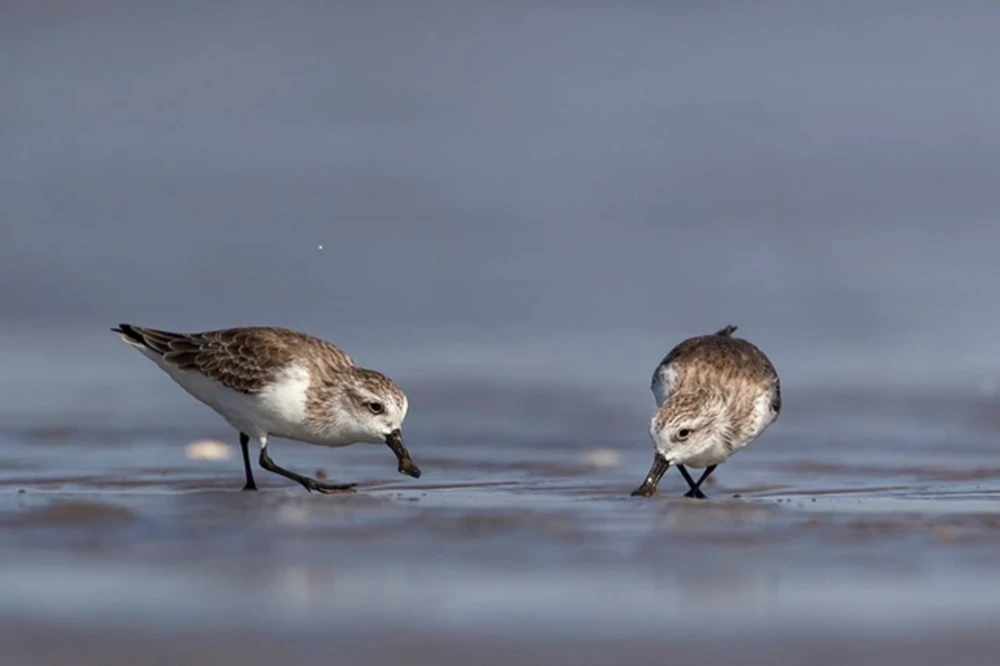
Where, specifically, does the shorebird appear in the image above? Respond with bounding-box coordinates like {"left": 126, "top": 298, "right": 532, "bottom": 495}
{"left": 631, "top": 325, "right": 780, "bottom": 499}
{"left": 112, "top": 324, "right": 421, "bottom": 493}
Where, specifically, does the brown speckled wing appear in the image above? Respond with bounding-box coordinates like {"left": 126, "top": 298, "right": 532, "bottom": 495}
{"left": 656, "top": 325, "right": 779, "bottom": 387}
{"left": 115, "top": 324, "right": 353, "bottom": 394}
{"left": 655, "top": 325, "right": 736, "bottom": 371}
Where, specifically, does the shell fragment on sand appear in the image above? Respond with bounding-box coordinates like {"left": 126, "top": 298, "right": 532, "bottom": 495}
{"left": 185, "top": 439, "right": 232, "bottom": 461}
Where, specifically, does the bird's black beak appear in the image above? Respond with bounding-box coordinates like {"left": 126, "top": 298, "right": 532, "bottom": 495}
{"left": 385, "top": 428, "right": 421, "bottom": 478}
{"left": 631, "top": 454, "right": 669, "bottom": 497}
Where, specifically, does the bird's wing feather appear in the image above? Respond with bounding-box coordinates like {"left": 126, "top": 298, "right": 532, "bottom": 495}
{"left": 113, "top": 324, "right": 353, "bottom": 394}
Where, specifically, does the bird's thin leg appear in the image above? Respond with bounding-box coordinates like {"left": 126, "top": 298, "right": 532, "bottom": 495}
{"left": 694, "top": 465, "right": 717, "bottom": 488}
{"left": 676, "top": 465, "right": 701, "bottom": 497}
{"left": 677, "top": 465, "right": 697, "bottom": 489}
{"left": 682, "top": 464, "right": 717, "bottom": 499}
{"left": 240, "top": 432, "right": 257, "bottom": 491}
{"left": 257, "top": 440, "right": 356, "bottom": 494}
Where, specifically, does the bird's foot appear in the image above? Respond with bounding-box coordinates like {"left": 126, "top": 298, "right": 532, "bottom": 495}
{"left": 683, "top": 487, "right": 708, "bottom": 500}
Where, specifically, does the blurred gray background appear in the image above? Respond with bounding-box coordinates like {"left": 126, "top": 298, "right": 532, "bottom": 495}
{"left": 2, "top": 0, "right": 999, "bottom": 420}
{"left": 4, "top": 4, "right": 1000, "bottom": 665}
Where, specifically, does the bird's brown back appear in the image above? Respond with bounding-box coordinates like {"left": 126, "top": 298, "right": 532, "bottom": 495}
{"left": 116, "top": 324, "right": 355, "bottom": 394}
{"left": 656, "top": 325, "right": 779, "bottom": 396}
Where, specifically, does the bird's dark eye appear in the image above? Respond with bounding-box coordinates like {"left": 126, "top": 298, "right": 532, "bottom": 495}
{"left": 368, "top": 401, "right": 384, "bottom": 414}
{"left": 676, "top": 428, "right": 692, "bottom": 440}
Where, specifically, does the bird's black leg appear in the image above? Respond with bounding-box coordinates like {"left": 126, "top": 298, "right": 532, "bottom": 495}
{"left": 677, "top": 465, "right": 701, "bottom": 497}
{"left": 681, "top": 464, "right": 717, "bottom": 499}
{"left": 258, "top": 447, "right": 356, "bottom": 494}
{"left": 240, "top": 432, "right": 257, "bottom": 491}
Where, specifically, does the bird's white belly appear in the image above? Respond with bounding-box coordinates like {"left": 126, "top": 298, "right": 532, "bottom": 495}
{"left": 674, "top": 435, "right": 759, "bottom": 468}
{"left": 675, "top": 440, "right": 733, "bottom": 468}
{"left": 152, "top": 356, "right": 312, "bottom": 441}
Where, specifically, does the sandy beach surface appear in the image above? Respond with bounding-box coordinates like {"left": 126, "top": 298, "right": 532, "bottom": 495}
{"left": 2, "top": 382, "right": 1000, "bottom": 666}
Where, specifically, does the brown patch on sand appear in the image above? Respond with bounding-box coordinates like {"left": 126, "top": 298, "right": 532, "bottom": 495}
{"left": 414, "top": 508, "right": 581, "bottom": 541}
{"left": 6, "top": 500, "right": 136, "bottom": 527}
{"left": 25, "top": 426, "right": 78, "bottom": 441}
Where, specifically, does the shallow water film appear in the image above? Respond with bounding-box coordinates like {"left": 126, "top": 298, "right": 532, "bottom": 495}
{"left": 4, "top": 1, "right": 1000, "bottom": 664}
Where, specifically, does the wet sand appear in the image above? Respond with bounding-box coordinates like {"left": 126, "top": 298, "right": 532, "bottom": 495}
{"left": 1, "top": 385, "right": 999, "bottom": 665}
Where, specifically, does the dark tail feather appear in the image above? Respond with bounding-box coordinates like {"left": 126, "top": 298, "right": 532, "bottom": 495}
{"left": 112, "top": 323, "right": 182, "bottom": 355}
{"left": 112, "top": 323, "right": 146, "bottom": 345}
{"left": 714, "top": 325, "right": 738, "bottom": 337}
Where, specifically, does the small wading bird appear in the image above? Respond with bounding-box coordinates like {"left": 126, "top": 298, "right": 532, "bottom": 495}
{"left": 113, "top": 324, "right": 421, "bottom": 493}
{"left": 631, "top": 325, "right": 780, "bottom": 499}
